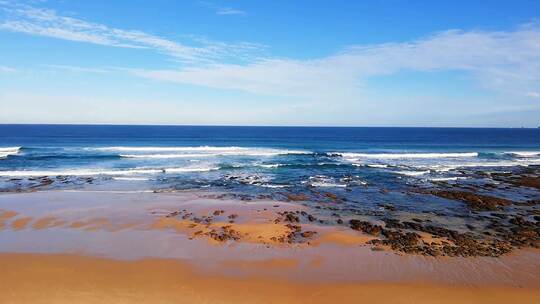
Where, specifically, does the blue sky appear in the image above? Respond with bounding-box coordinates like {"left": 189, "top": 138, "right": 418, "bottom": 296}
{"left": 0, "top": 0, "right": 539, "bottom": 127}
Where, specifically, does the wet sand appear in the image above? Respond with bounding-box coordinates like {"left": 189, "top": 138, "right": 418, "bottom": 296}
{"left": 0, "top": 190, "right": 539, "bottom": 303}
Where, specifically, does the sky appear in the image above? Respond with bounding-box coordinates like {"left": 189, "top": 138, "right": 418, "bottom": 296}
{"left": 0, "top": 0, "right": 539, "bottom": 127}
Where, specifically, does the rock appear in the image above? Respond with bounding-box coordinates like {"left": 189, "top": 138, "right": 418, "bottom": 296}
{"left": 283, "top": 193, "right": 310, "bottom": 201}
{"left": 509, "top": 176, "right": 540, "bottom": 189}
{"left": 430, "top": 190, "right": 512, "bottom": 211}
{"left": 324, "top": 192, "right": 338, "bottom": 200}
{"left": 279, "top": 211, "right": 300, "bottom": 223}
{"left": 300, "top": 231, "right": 317, "bottom": 238}
{"left": 349, "top": 220, "right": 383, "bottom": 236}
{"left": 213, "top": 210, "right": 224, "bottom": 216}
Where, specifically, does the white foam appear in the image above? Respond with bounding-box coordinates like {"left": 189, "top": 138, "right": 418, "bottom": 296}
{"left": 0, "top": 147, "right": 21, "bottom": 159}
{"left": 310, "top": 182, "right": 347, "bottom": 187}
{"left": 394, "top": 170, "right": 430, "bottom": 176}
{"left": 94, "top": 146, "right": 309, "bottom": 156}
{"left": 164, "top": 167, "right": 219, "bottom": 173}
{"left": 113, "top": 177, "right": 150, "bottom": 181}
{"left": 221, "top": 151, "right": 297, "bottom": 156}
{"left": 308, "top": 175, "right": 347, "bottom": 187}
{"left": 516, "top": 158, "right": 540, "bottom": 162}
{"left": 0, "top": 168, "right": 162, "bottom": 177}
{"left": 338, "top": 152, "right": 478, "bottom": 160}
{"left": 0, "top": 147, "right": 21, "bottom": 152}
{"left": 58, "top": 189, "right": 155, "bottom": 193}
{"left": 94, "top": 146, "right": 247, "bottom": 152}
{"left": 259, "top": 184, "right": 289, "bottom": 188}
{"left": 433, "top": 161, "right": 529, "bottom": 171}
{"left": 0, "top": 166, "right": 219, "bottom": 177}
{"left": 428, "top": 177, "right": 468, "bottom": 182}
{"left": 506, "top": 151, "right": 540, "bottom": 157}
{"left": 366, "top": 164, "right": 389, "bottom": 168}
{"left": 121, "top": 154, "right": 211, "bottom": 159}
{"left": 341, "top": 177, "right": 368, "bottom": 185}
{"left": 257, "top": 164, "right": 283, "bottom": 168}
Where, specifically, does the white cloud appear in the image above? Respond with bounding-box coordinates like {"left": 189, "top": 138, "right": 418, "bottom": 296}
{"left": 6, "top": 1, "right": 538, "bottom": 101}
{"left": 216, "top": 8, "right": 246, "bottom": 15}
{"left": 525, "top": 92, "right": 540, "bottom": 98}
{"left": 44, "top": 64, "right": 110, "bottom": 74}
{"left": 0, "top": 65, "right": 17, "bottom": 73}
{"left": 134, "top": 26, "right": 540, "bottom": 99}
{"left": 0, "top": 2, "right": 261, "bottom": 63}
{"left": 1, "top": 1, "right": 539, "bottom": 126}
{"left": 199, "top": 1, "right": 246, "bottom": 16}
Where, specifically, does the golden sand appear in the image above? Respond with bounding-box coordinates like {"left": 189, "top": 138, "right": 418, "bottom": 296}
{"left": 1, "top": 253, "right": 538, "bottom": 304}
{"left": 312, "top": 228, "right": 377, "bottom": 245}
{"left": 0, "top": 191, "right": 539, "bottom": 303}
{"left": 151, "top": 216, "right": 294, "bottom": 245}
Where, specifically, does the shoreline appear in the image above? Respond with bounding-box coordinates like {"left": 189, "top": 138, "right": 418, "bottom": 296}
{"left": 1, "top": 190, "right": 539, "bottom": 289}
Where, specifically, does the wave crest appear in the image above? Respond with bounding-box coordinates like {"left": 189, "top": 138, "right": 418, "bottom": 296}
{"left": 0, "top": 166, "right": 219, "bottom": 177}
{"left": 0, "top": 147, "right": 21, "bottom": 159}
{"left": 506, "top": 151, "right": 540, "bottom": 157}
{"left": 338, "top": 152, "right": 478, "bottom": 160}
{"left": 120, "top": 154, "right": 211, "bottom": 159}
{"left": 94, "top": 146, "right": 308, "bottom": 155}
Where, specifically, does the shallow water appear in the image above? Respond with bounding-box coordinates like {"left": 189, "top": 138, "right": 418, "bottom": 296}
{"left": 0, "top": 191, "right": 539, "bottom": 287}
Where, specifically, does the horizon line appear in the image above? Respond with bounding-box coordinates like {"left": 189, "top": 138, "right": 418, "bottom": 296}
{"left": 0, "top": 123, "right": 538, "bottom": 129}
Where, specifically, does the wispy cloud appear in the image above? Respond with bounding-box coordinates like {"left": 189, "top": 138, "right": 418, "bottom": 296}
{"left": 1, "top": 1, "right": 539, "bottom": 107}
{"left": 0, "top": 1, "right": 259, "bottom": 63}
{"left": 199, "top": 1, "right": 246, "bottom": 16}
{"left": 216, "top": 8, "right": 246, "bottom": 15}
{"left": 135, "top": 26, "right": 540, "bottom": 99}
{"left": 0, "top": 65, "right": 17, "bottom": 73}
{"left": 44, "top": 64, "right": 110, "bottom": 74}
{"left": 525, "top": 92, "right": 540, "bottom": 99}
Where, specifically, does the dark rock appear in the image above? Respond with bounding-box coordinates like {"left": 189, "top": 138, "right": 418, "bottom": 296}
{"left": 509, "top": 176, "right": 540, "bottom": 189}
{"left": 349, "top": 220, "right": 382, "bottom": 236}
{"left": 430, "top": 190, "right": 512, "bottom": 211}
{"left": 300, "top": 231, "right": 317, "bottom": 238}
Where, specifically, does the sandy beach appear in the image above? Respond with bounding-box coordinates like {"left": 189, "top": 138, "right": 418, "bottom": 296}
{"left": 2, "top": 0, "right": 540, "bottom": 301}
{"left": 1, "top": 190, "right": 539, "bottom": 303}
{"left": 2, "top": 253, "right": 540, "bottom": 304}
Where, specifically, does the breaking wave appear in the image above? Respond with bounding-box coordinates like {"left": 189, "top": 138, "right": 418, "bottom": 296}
{"left": 505, "top": 151, "right": 540, "bottom": 157}
{"left": 120, "top": 154, "right": 211, "bottom": 159}
{"left": 337, "top": 152, "right": 479, "bottom": 160}
{"left": 0, "top": 166, "right": 219, "bottom": 177}
{"left": 0, "top": 147, "right": 21, "bottom": 159}
{"left": 94, "top": 146, "right": 309, "bottom": 157}
{"left": 394, "top": 170, "right": 431, "bottom": 176}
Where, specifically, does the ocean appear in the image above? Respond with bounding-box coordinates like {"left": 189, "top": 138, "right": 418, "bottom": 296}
{"left": 1, "top": 125, "right": 540, "bottom": 187}
{"left": 1, "top": 125, "right": 540, "bottom": 204}
{"left": 1, "top": 124, "right": 540, "bottom": 253}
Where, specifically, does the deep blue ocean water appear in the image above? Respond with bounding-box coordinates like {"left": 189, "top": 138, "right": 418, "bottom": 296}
{"left": 1, "top": 125, "right": 540, "bottom": 196}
